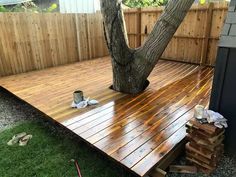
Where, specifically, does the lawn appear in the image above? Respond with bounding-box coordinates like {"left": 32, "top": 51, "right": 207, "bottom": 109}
{"left": 0, "top": 120, "right": 135, "bottom": 177}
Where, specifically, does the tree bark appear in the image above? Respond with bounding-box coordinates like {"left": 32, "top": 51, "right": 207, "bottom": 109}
{"left": 100, "top": 0, "right": 194, "bottom": 94}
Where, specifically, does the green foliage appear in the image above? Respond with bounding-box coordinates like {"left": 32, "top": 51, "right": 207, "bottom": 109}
{"left": 123, "top": 0, "right": 168, "bottom": 8}
{"left": 41, "top": 3, "right": 58, "bottom": 12}
{"left": 0, "top": 2, "right": 58, "bottom": 13}
{"left": 0, "top": 5, "right": 7, "bottom": 12}
{"left": 0, "top": 121, "right": 135, "bottom": 177}
{"left": 45, "top": 3, "right": 58, "bottom": 12}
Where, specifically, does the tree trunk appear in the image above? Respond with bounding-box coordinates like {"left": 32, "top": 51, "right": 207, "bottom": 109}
{"left": 100, "top": 0, "right": 194, "bottom": 94}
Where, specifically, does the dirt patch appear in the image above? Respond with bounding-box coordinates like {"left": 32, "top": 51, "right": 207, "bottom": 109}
{"left": 0, "top": 89, "right": 42, "bottom": 130}
{"left": 167, "top": 154, "right": 236, "bottom": 177}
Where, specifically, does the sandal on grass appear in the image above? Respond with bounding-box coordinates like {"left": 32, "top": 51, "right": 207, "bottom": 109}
{"left": 7, "top": 132, "right": 27, "bottom": 146}
{"left": 19, "top": 134, "right": 33, "bottom": 146}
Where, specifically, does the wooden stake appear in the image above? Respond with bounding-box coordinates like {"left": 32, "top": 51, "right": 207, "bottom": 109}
{"left": 169, "top": 165, "right": 198, "bottom": 174}
{"left": 150, "top": 168, "right": 167, "bottom": 177}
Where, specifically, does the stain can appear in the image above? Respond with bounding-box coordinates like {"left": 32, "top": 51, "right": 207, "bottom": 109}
{"left": 73, "top": 90, "right": 84, "bottom": 104}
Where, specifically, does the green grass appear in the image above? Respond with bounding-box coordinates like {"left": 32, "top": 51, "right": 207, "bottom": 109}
{"left": 0, "top": 120, "right": 136, "bottom": 177}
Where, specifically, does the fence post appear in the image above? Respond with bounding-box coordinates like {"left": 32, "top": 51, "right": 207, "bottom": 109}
{"left": 201, "top": 2, "right": 214, "bottom": 66}
{"left": 136, "top": 8, "right": 142, "bottom": 47}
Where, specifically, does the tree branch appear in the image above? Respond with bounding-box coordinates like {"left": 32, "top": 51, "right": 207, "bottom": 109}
{"left": 100, "top": 0, "right": 132, "bottom": 65}
{"left": 135, "top": 0, "right": 194, "bottom": 78}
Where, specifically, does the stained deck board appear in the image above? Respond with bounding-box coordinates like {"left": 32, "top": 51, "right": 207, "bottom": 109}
{"left": 0, "top": 56, "right": 213, "bottom": 177}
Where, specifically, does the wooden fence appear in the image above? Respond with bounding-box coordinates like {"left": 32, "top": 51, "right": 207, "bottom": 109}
{"left": 0, "top": 12, "right": 108, "bottom": 77}
{"left": 0, "top": 2, "right": 228, "bottom": 77}
{"left": 124, "top": 2, "right": 228, "bottom": 66}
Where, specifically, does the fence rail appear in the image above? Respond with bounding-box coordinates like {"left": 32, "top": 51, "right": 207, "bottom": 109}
{"left": 0, "top": 2, "right": 228, "bottom": 77}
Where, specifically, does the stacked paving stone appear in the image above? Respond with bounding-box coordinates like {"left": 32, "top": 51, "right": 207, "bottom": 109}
{"left": 185, "top": 118, "right": 225, "bottom": 174}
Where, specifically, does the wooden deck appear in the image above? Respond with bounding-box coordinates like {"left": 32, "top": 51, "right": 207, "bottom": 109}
{"left": 0, "top": 56, "right": 213, "bottom": 176}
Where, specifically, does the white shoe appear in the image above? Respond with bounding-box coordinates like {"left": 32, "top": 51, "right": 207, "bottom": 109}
{"left": 19, "top": 134, "right": 33, "bottom": 146}
{"left": 7, "top": 132, "right": 27, "bottom": 146}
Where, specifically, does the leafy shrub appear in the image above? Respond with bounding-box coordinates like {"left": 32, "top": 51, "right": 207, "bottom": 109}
{"left": 0, "top": 2, "right": 58, "bottom": 13}
{"left": 0, "top": 5, "right": 7, "bottom": 12}
{"left": 122, "top": 0, "right": 168, "bottom": 8}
